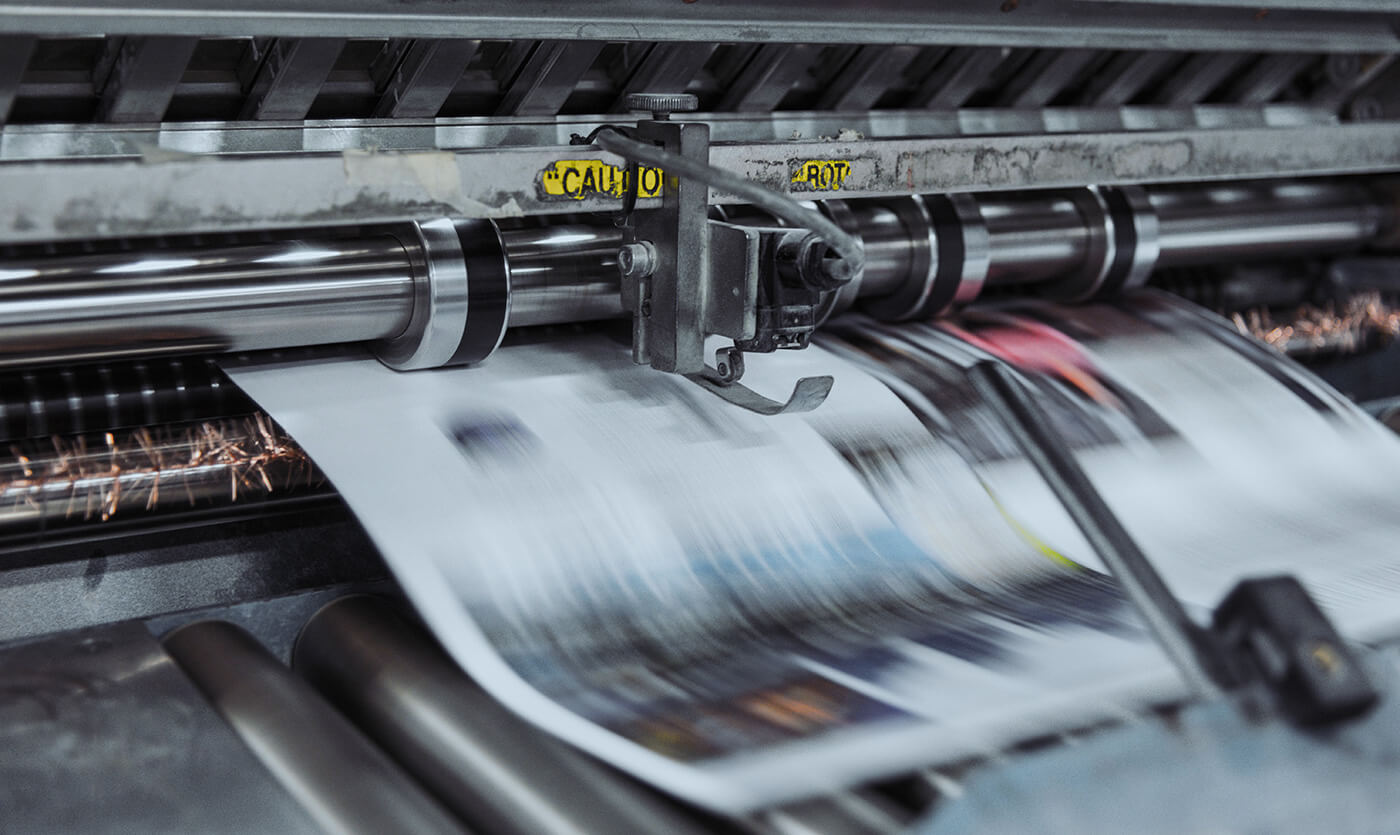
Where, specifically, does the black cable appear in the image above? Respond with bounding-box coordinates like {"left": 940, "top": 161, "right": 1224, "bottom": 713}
{"left": 591, "top": 128, "right": 865, "bottom": 289}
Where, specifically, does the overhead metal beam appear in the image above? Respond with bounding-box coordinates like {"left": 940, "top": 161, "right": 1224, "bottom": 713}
{"left": 495, "top": 40, "right": 603, "bottom": 116}
{"left": 94, "top": 36, "right": 197, "bottom": 122}
{"left": 0, "top": 0, "right": 1390, "bottom": 52}
{"left": 717, "top": 44, "right": 820, "bottom": 112}
{"left": 0, "top": 35, "right": 32, "bottom": 125}
{"left": 816, "top": 44, "right": 920, "bottom": 111}
{"left": 611, "top": 42, "right": 714, "bottom": 112}
{"left": 0, "top": 121, "right": 1397, "bottom": 244}
{"left": 0, "top": 105, "right": 1338, "bottom": 161}
{"left": 239, "top": 37, "right": 344, "bottom": 121}
{"left": 373, "top": 38, "right": 478, "bottom": 118}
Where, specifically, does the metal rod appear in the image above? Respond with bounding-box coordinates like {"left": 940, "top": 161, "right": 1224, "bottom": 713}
{"left": 980, "top": 192, "right": 1092, "bottom": 287}
{"left": 164, "top": 620, "right": 470, "bottom": 835}
{"left": 966, "top": 360, "right": 1232, "bottom": 699}
{"left": 0, "top": 180, "right": 1387, "bottom": 369}
{"left": 501, "top": 223, "right": 626, "bottom": 327}
{"left": 1152, "top": 182, "right": 1389, "bottom": 268}
{"left": 294, "top": 596, "right": 709, "bottom": 835}
{"left": 0, "top": 235, "right": 418, "bottom": 367}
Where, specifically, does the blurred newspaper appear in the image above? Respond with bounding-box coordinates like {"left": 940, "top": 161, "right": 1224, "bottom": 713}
{"left": 224, "top": 292, "right": 1400, "bottom": 813}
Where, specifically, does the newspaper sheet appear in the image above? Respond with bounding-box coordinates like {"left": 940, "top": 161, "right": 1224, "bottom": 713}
{"left": 224, "top": 293, "right": 1400, "bottom": 813}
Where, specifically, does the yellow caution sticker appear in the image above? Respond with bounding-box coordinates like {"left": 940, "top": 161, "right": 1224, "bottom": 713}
{"left": 540, "top": 160, "right": 665, "bottom": 200}
{"left": 790, "top": 160, "right": 853, "bottom": 192}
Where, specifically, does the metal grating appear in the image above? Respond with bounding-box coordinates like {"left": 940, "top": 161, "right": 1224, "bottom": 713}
{"left": 0, "top": 36, "right": 1389, "bottom": 127}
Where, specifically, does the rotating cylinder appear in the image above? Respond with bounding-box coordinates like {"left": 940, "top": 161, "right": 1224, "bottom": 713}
{"left": 164, "top": 620, "right": 469, "bottom": 835}
{"left": 294, "top": 596, "right": 709, "bottom": 835}
{"left": 0, "top": 178, "right": 1388, "bottom": 370}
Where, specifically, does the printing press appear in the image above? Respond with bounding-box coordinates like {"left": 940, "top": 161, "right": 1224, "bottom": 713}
{"left": 4, "top": 2, "right": 1400, "bottom": 832}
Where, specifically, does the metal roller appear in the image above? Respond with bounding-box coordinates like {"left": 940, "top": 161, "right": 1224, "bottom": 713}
{"left": 293, "top": 596, "right": 710, "bottom": 835}
{"left": 164, "top": 619, "right": 470, "bottom": 835}
{"left": 0, "top": 179, "right": 1388, "bottom": 368}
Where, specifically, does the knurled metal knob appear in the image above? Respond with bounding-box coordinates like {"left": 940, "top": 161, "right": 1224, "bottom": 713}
{"left": 624, "top": 92, "right": 699, "bottom": 119}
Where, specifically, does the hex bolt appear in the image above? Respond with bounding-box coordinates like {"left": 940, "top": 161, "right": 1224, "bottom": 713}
{"left": 618, "top": 241, "right": 659, "bottom": 280}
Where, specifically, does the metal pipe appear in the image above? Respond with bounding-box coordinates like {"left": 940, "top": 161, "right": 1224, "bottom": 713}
{"left": 0, "top": 236, "right": 417, "bottom": 368}
{"left": 849, "top": 203, "right": 918, "bottom": 298}
{"left": 501, "top": 224, "right": 626, "bottom": 327}
{"left": 980, "top": 193, "right": 1092, "bottom": 287}
{"left": 164, "top": 620, "right": 470, "bottom": 835}
{"left": 294, "top": 596, "right": 709, "bottom": 835}
{"left": 0, "top": 180, "right": 1387, "bottom": 369}
{"left": 1152, "top": 182, "right": 1390, "bottom": 268}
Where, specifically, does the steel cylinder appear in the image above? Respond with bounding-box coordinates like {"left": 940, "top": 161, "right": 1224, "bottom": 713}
{"left": 294, "top": 596, "right": 708, "bottom": 835}
{"left": 0, "top": 236, "right": 417, "bottom": 368}
{"left": 0, "top": 179, "right": 1387, "bottom": 370}
{"left": 980, "top": 192, "right": 1093, "bottom": 287}
{"left": 1152, "top": 182, "right": 1390, "bottom": 268}
{"left": 501, "top": 223, "right": 626, "bottom": 327}
{"left": 164, "top": 620, "right": 469, "bottom": 835}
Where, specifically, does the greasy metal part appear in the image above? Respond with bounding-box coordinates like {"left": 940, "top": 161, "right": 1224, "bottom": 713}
{"left": 0, "top": 414, "right": 320, "bottom": 534}
{"left": 0, "top": 234, "right": 416, "bottom": 368}
{"left": 164, "top": 620, "right": 469, "bottom": 835}
{"left": 1152, "top": 182, "right": 1391, "bottom": 268}
{"left": 5, "top": 123, "right": 1400, "bottom": 242}
{"left": 0, "top": 622, "right": 322, "bottom": 834}
{"left": 294, "top": 596, "right": 710, "bottom": 835}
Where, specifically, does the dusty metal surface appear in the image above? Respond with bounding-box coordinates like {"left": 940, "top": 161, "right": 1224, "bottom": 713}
{"left": 1, "top": 121, "right": 1396, "bottom": 244}
{"left": 0, "top": 0, "right": 1393, "bottom": 52}
{"left": 0, "top": 105, "right": 1338, "bottom": 162}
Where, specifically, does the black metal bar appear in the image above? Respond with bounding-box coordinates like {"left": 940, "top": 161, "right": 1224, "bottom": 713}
{"left": 966, "top": 359, "right": 1233, "bottom": 697}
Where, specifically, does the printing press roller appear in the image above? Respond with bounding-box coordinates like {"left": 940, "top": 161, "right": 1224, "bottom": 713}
{"left": 0, "top": 179, "right": 1387, "bottom": 372}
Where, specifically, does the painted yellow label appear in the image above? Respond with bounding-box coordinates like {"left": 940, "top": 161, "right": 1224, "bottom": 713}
{"left": 790, "top": 160, "right": 852, "bottom": 191}
{"left": 540, "top": 160, "right": 665, "bottom": 200}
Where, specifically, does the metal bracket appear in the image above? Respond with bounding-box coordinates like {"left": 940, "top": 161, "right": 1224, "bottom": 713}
{"left": 686, "top": 371, "right": 833, "bottom": 415}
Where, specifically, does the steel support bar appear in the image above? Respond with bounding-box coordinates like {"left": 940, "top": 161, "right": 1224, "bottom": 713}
{"left": 0, "top": 0, "right": 1392, "bottom": 52}
{"left": 1, "top": 122, "right": 1397, "bottom": 244}
{"left": 0, "top": 106, "right": 1338, "bottom": 162}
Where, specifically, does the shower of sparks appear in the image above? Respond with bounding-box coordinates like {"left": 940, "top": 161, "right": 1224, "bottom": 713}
{"left": 1233, "top": 291, "right": 1400, "bottom": 356}
{"left": 0, "top": 413, "right": 322, "bottom": 524}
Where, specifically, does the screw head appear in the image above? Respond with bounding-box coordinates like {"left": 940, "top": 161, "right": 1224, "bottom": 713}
{"left": 618, "top": 241, "right": 658, "bottom": 280}
{"left": 624, "top": 92, "right": 699, "bottom": 120}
